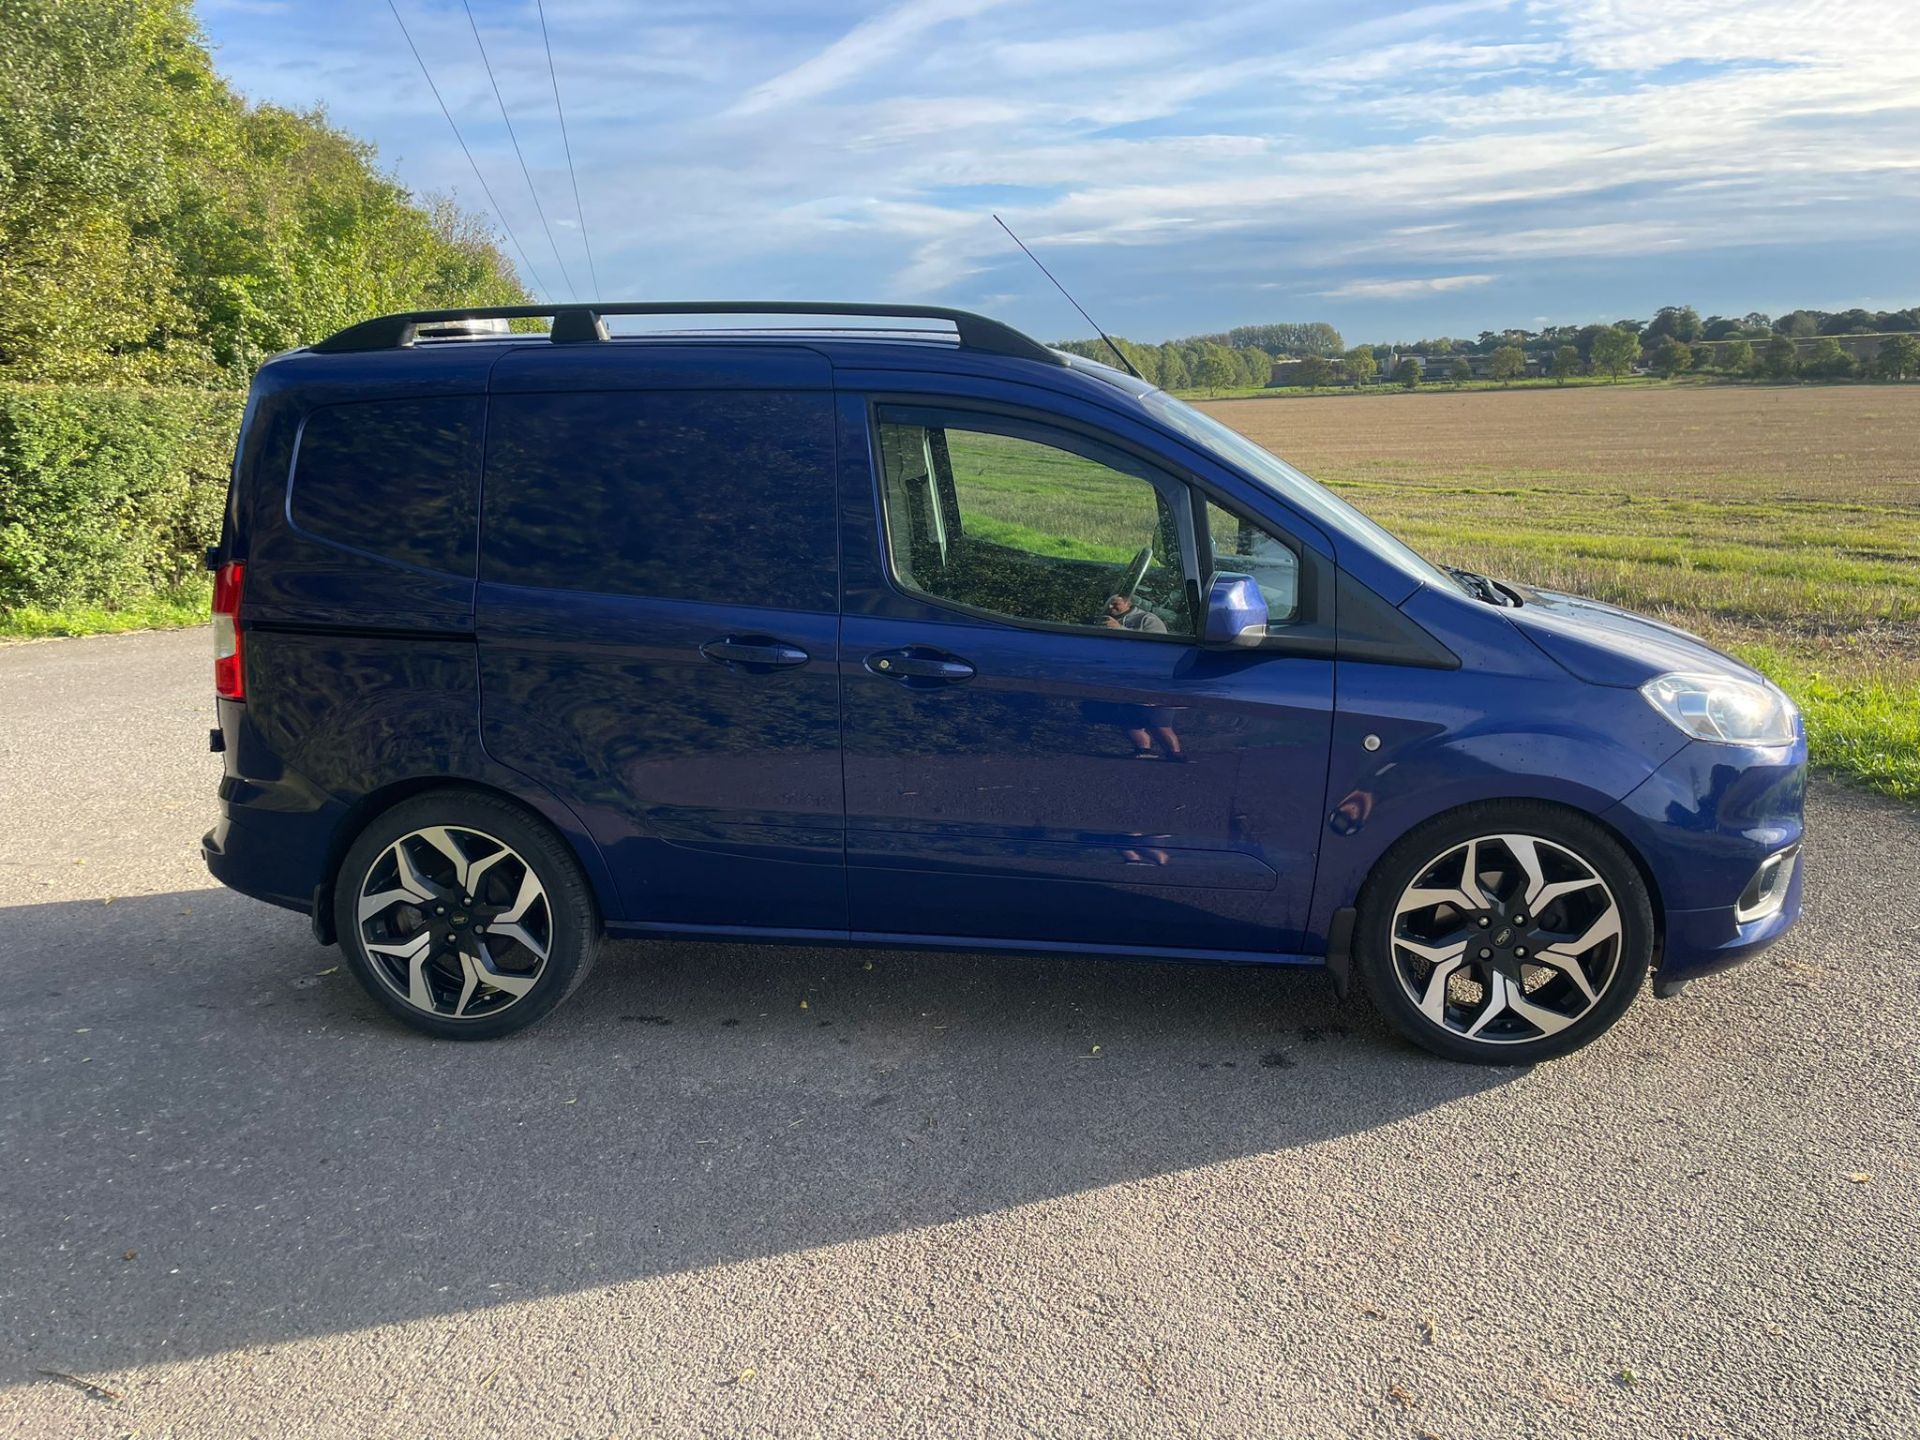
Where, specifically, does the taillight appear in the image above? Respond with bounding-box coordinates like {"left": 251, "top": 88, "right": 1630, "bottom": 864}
{"left": 212, "top": 561, "right": 246, "bottom": 701}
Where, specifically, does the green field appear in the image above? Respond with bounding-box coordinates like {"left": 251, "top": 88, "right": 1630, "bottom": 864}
{"left": 943, "top": 429, "right": 1153, "bottom": 564}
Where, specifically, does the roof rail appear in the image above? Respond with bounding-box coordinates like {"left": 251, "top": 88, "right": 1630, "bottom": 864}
{"left": 310, "top": 301, "right": 1065, "bottom": 366}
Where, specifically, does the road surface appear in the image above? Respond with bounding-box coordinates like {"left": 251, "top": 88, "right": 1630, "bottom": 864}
{"left": 2, "top": 628, "right": 1914, "bottom": 1438}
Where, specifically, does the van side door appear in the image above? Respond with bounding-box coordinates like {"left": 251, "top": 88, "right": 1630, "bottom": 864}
{"left": 476, "top": 346, "right": 846, "bottom": 934}
{"left": 836, "top": 395, "right": 1336, "bottom": 957}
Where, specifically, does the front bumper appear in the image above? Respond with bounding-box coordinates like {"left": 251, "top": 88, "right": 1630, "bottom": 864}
{"left": 1601, "top": 731, "right": 1808, "bottom": 982}
{"left": 1657, "top": 845, "right": 1805, "bottom": 983}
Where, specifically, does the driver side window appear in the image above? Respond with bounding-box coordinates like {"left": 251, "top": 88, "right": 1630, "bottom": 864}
{"left": 876, "top": 411, "right": 1192, "bottom": 638}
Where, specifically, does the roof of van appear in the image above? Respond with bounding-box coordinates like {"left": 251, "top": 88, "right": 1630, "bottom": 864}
{"left": 277, "top": 301, "right": 1159, "bottom": 401}
{"left": 314, "top": 301, "right": 1058, "bottom": 361}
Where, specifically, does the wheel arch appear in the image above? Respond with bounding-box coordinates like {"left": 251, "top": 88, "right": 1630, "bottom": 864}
{"left": 314, "top": 775, "right": 616, "bottom": 945}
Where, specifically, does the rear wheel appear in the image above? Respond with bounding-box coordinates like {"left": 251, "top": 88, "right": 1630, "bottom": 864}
{"left": 1355, "top": 804, "right": 1652, "bottom": 1064}
{"left": 334, "top": 790, "right": 600, "bottom": 1039}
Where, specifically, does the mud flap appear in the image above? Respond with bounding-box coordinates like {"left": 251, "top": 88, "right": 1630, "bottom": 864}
{"left": 309, "top": 883, "right": 337, "bottom": 947}
{"left": 1324, "top": 906, "right": 1356, "bottom": 1001}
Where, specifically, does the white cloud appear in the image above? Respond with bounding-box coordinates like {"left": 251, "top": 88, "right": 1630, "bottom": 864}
{"left": 730, "top": 0, "right": 1019, "bottom": 116}
{"left": 199, "top": 0, "right": 1920, "bottom": 328}
{"left": 1538, "top": 0, "right": 1917, "bottom": 72}
{"left": 1316, "top": 274, "right": 1499, "bottom": 300}
{"left": 1306, "top": 39, "right": 1564, "bottom": 89}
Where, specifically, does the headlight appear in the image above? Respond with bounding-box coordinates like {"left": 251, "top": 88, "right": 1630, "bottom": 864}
{"left": 1640, "top": 672, "right": 1797, "bottom": 745}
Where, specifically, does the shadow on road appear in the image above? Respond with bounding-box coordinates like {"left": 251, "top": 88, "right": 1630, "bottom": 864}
{"left": 1, "top": 887, "right": 1514, "bottom": 1377}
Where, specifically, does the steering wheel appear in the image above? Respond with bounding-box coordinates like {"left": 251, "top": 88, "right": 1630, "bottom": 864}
{"left": 1116, "top": 544, "right": 1154, "bottom": 601}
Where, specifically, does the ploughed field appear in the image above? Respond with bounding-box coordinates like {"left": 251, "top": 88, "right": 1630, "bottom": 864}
{"left": 1199, "top": 383, "right": 1920, "bottom": 799}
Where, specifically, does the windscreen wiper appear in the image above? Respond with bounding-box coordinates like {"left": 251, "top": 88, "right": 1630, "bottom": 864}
{"left": 1446, "top": 566, "right": 1516, "bottom": 606}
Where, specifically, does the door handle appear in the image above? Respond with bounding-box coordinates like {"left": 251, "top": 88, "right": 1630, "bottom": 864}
{"left": 700, "top": 636, "right": 810, "bottom": 669}
{"left": 865, "top": 648, "right": 976, "bottom": 683}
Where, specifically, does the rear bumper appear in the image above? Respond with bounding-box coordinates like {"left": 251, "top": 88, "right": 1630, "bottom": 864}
{"left": 202, "top": 811, "right": 314, "bottom": 916}
{"left": 203, "top": 690, "right": 346, "bottom": 921}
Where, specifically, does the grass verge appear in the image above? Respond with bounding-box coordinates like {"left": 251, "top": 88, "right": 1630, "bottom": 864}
{"left": 1738, "top": 646, "right": 1920, "bottom": 801}
{"left": 0, "top": 580, "right": 210, "bottom": 639}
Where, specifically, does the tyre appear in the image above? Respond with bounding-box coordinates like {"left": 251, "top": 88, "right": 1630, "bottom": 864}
{"left": 333, "top": 789, "right": 600, "bottom": 1039}
{"left": 1354, "top": 803, "right": 1652, "bottom": 1064}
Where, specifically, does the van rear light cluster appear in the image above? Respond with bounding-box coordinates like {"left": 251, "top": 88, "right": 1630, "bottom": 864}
{"left": 212, "top": 561, "right": 246, "bottom": 700}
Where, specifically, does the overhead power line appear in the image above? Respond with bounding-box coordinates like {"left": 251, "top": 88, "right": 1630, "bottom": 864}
{"left": 462, "top": 0, "right": 577, "bottom": 301}
{"left": 535, "top": 0, "right": 600, "bottom": 300}
{"left": 385, "top": 0, "right": 552, "bottom": 302}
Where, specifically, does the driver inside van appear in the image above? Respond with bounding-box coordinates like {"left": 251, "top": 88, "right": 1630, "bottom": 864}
{"left": 1102, "top": 593, "right": 1167, "bottom": 633}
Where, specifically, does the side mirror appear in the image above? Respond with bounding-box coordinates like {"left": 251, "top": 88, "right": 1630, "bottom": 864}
{"left": 1202, "top": 572, "right": 1268, "bottom": 647}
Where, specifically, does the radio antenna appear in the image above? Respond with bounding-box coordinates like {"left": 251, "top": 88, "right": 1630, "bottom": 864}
{"left": 992, "top": 214, "right": 1142, "bottom": 379}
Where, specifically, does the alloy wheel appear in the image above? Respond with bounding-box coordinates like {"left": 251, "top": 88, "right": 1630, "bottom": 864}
{"left": 1389, "top": 833, "right": 1623, "bottom": 1046}
{"left": 355, "top": 825, "right": 552, "bottom": 1020}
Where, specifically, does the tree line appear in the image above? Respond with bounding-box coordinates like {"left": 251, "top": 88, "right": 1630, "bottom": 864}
{"left": 1051, "top": 336, "right": 1282, "bottom": 393}
{"left": 1371, "top": 302, "right": 1920, "bottom": 360}
{"left": 1361, "top": 304, "right": 1920, "bottom": 382}
{"left": 1347, "top": 329, "right": 1918, "bottom": 388}
{"left": 1, "top": 0, "right": 528, "bottom": 622}
{"left": 1061, "top": 300, "right": 1920, "bottom": 393}
{"left": 0, "top": 0, "right": 526, "bottom": 386}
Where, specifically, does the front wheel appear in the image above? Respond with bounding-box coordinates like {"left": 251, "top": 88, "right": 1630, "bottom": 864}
{"left": 1355, "top": 804, "right": 1653, "bottom": 1064}
{"left": 334, "top": 789, "right": 601, "bottom": 1039}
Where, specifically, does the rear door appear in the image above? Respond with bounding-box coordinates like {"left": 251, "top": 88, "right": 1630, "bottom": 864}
{"left": 837, "top": 396, "right": 1336, "bottom": 957}
{"left": 476, "top": 346, "right": 846, "bottom": 934}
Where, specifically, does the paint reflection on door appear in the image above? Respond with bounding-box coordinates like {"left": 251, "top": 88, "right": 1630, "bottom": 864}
{"left": 836, "top": 397, "right": 1335, "bottom": 953}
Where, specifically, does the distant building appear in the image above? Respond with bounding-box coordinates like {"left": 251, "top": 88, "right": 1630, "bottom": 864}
{"left": 1380, "top": 351, "right": 1545, "bottom": 380}
{"left": 1270, "top": 355, "right": 1338, "bottom": 385}
{"left": 1818, "top": 333, "right": 1899, "bottom": 363}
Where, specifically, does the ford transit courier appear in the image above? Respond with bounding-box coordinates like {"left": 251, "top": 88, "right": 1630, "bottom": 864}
{"left": 202, "top": 302, "right": 1806, "bottom": 1063}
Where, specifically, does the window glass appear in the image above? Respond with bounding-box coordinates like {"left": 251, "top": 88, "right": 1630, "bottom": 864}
{"left": 290, "top": 398, "right": 484, "bottom": 573}
{"left": 1142, "top": 388, "right": 1452, "bottom": 592}
{"left": 1204, "top": 498, "right": 1299, "bottom": 628}
{"left": 877, "top": 413, "right": 1190, "bottom": 637}
{"left": 482, "top": 390, "right": 836, "bottom": 608}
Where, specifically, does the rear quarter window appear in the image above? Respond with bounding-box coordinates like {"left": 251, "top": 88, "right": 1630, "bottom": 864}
{"left": 481, "top": 390, "right": 837, "bottom": 609}
{"left": 289, "top": 398, "right": 484, "bottom": 573}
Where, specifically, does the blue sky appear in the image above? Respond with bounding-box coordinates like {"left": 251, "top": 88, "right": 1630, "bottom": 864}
{"left": 199, "top": 0, "right": 1920, "bottom": 344}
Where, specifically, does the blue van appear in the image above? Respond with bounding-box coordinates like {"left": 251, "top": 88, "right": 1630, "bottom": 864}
{"left": 203, "top": 302, "right": 1805, "bottom": 1062}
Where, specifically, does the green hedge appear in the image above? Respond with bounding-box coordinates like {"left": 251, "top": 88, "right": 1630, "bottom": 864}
{"left": 0, "top": 384, "right": 243, "bottom": 614}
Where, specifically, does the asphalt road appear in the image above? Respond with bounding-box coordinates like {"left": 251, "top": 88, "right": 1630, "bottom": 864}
{"left": 2, "top": 628, "right": 1915, "bottom": 1439}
